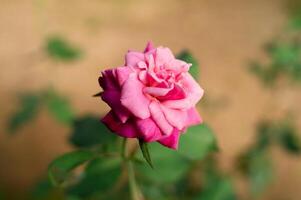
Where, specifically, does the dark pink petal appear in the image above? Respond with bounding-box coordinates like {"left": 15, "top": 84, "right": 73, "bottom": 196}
{"left": 101, "top": 111, "right": 138, "bottom": 138}
{"left": 99, "top": 69, "right": 119, "bottom": 90}
{"left": 157, "top": 84, "right": 186, "bottom": 101}
{"left": 149, "top": 101, "right": 173, "bottom": 135}
{"left": 120, "top": 74, "right": 150, "bottom": 119}
{"left": 144, "top": 41, "right": 155, "bottom": 53}
{"left": 158, "top": 129, "right": 180, "bottom": 149}
{"left": 101, "top": 90, "right": 130, "bottom": 123}
{"left": 136, "top": 118, "right": 162, "bottom": 142}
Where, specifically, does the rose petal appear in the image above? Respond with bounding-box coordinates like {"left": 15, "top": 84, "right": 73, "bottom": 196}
{"left": 160, "top": 105, "right": 187, "bottom": 130}
{"left": 143, "top": 86, "right": 173, "bottom": 97}
{"left": 115, "top": 66, "right": 133, "bottom": 86}
{"left": 149, "top": 101, "right": 173, "bottom": 135}
{"left": 155, "top": 47, "right": 175, "bottom": 67}
{"left": 144, "top": 41, "right": 155, "bottom": 53}
{"left": 125, "top": 51, "right": 144, "bottom": 67}
{"left": 162, "top": 73, "right": 204, "bottom": 109}
{"left": 136, "top": 118, "right": 162, "bottom": 142}
{"left": 157, "top": 84, "right": 186, "bottom": 101}
{"left": 186, "top": 107, "right": 202, "bottom": 126}
{"left": 101, "top": 90, "right": 130, "bottom": 123}
{"left": 101, "top": 111, "right": 138, "bottom": 138}
{"left": 120, "top": 73, "right": 150, "bottom": 119}
{"left": 158, "top": 129, "right": 180, "bottom": 149}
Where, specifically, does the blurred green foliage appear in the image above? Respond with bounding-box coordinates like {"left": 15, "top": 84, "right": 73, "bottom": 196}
{"left": 8, "top": 89, "right": 74, "bottom": 134}
{"left": 46, "top": 36, "right": 82, "bottom": 61}
{"left": 236, "top": 119, "right": 301, "bottom": 196}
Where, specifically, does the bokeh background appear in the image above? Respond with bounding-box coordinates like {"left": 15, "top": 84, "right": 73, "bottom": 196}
{"left": 1, "top": 0, "right": 301, "bottom": 199}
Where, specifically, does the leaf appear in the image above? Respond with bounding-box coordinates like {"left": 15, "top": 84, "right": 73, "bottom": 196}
{"left": 8, "top": 94, "right": 40, "bottom": 133}
{"left": 176, "top": 50, "right": 200, "bottom": 81}
{"left": 67, "top": 157, "right": 121, "bottom": 198}
{"left": 136, "top": 143, "right": 189, "bottom": 184}
{"left": 139, "top": 140, "right": 153, "bottom": 168}
{"left": 278, "top": 126, "right": 301, "bottom": 154}
{"left": 46, "top": 36, "right": 81, "bottom": 61}
{"left": 178, "top": 124, "right": 218, "bottom": 161}
{"left": 48, "top": 150, "right": 95, "bottom": 186}
{"left": 44, "top": 90, "right": 74, "bottom": 124}
{"left": 69, "top": 115, "right": 115, "bottom": 148}
{"left": 289, "top": 12, "right": 301, "bottom": 30}
{"left": 197, "top": 177, "right": 237, "bottom": 200}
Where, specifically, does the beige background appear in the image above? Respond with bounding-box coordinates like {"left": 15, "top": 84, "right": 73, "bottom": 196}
{"left": 0, "top": 0, "right": 301, "bottom": 199}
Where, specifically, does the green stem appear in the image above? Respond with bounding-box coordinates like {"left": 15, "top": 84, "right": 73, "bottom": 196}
{"left": 121, "top": 138, "right": 144, "bottom": 200}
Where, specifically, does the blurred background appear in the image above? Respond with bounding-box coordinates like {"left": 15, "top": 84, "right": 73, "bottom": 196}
{"left": 1, "top": 0, "right": 301, "bottom": 199}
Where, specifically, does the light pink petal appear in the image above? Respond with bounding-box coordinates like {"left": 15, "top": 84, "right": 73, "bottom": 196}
{"left": 125, "top": 51, "right": 144, "bottom": 67}
{"left": 143, "top": 85, "right": 173, "bottom": 97}
{"left": 120, "top": 74, "right": 150, "bottom": 119}
{"left": 144, "top": 41, "right": 155, "bottom": 53}
{"left": 101, "top": 111, "right": 138, "bottom": 138}
{"left": 155, "top": 47, "right": 175, "bottom": 67}
{"left": 158, "top": 129, "right": 180, "bottom": 149}
{"left": 136, "top": 118, "right": 162, "bottom": 142}
{"left": 149, "top": 101, "right": 173, "bottom": 135}
{"left": 186, "top": 108, "right": 202, "bottom": 127}
{"left": 162, "top": 73, "right": 204, "bottom": 109}
{"left": 115, "top": 67, "right": 133, "bottom": 86}
{"left": 101, "top": 90, "right": 130, "bottom": 123}
{"left": 160, "top": 105, "right": 187, "bottom": 130}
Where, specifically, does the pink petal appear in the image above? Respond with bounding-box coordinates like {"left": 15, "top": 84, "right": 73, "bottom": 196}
{"left": 120, "top": 73, "right": 150, "bottom": 119}
{"left": 162, "top": 73, "right": 204, "bottom": 109}
{"left": 155, "top": 47, "right": 175, "bottom": 67}
{"left": 101, "top": 111, "right": 138, "bottom": 138}
{"left": 143, "top": 86, "right": 173, "bottom": 97}
{"left": 144, "top": 41, "right": 155, "bottom": 53}
{"left": 157, "top": 84, "right": 186, "bottom": 101}
{"left": 158, "top": 129, "right": 180, "bottom": 149}
{"left": 160, "top": 105, "right": 187, "bottom": 130}
{"left": 101, "top": 90, "right": 130, "bottom": 123}
{"left": 186, "top": 108, "right": 202, "bottom": 127}
{"left": 136, "top": 118, "right": 162, "bottom": 142}
{"left": 149, "top": 101, "right": 173, "bottom": 135}
{"left": 125, "top": 51, "right": 144, "bottom": 67}
{"left": 115, "top": 66, "right": 133, "bottom": 86}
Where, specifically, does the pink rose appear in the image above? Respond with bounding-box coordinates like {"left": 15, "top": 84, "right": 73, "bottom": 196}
{"left": 98, "top": 42, "right": 204, "bottom": 149}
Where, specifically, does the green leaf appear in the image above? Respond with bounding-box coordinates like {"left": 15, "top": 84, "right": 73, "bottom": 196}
{"left": 69, "top": 115, "right": 115, "bottom": 148}
{"left": 197, "top": 177, "right": 237, "bottom": 200}
{"left": 46, "top": 36, "right": 81, "bottom": 61}
{"left": 8, "top": 94, "right": 40, "bottom": 133}
{"left": 48, "top": 150, "right": 95, "bottom": 186}
{"left": 289, "top": 12, "right": 301, "bottom": 30}
{"left": 136, "top": 143, "right": 189, "bottom": 184}
{"left": 67, "top": 157, "right": 121, "bottom": 198}
{"left": 44, "top": 90, "right": 74, "bottom": 124}
{"left": 178, "top": 124, "right": 218, "bottom": 161}
{"left": 139, "top": 140, "right": 153, "bottom": 168}
{"left": 177, "top": 50, "right": 200, "bottom": 81}
{"left": 278, "top": 126, "right": 301, "bottom": 154}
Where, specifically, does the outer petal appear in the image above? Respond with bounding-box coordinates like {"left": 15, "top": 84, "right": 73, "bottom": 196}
{"left": 115, "top": 66, "right": 133, "bottom": 86}
{"left": 125, "top": 51, "right": 144, "bottom": 67}
{"left": 144, "top": 41, "right": 155, "bottom": 53}
{"left": 101, "top": 111, "right": 138, "bottom": 138}
{"left": 160, "top": 105, "right": 187, "bottom": 130}
{"left": 120, "top": 73, "right": 150, "bottom": 119}
{"left": 99, "top": 69, "right": 119, "bottom": 90}
{"left": 186, "top": 107, "right": 202, "bottom": 127}
{"left": 149, "top": 101, "right": 173, "bottom": 135}
{"left": 101, "top": 90, "right": 130, "bottom": 123}
{"left": 158, "top": 129, "right": 180, "bottom": 149}
{"left": 136, "top": 118, "right": 162, "bottom": 142}
{"left": 162, "top": 73, "right": 204, "bottom": 109}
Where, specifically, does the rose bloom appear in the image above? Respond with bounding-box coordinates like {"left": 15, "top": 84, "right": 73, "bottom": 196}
{"left": 98, "top": 42, "right": 204, "bottom": 149}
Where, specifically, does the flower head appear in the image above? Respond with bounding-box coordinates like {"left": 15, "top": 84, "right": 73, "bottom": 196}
{"left": 98, "top": 42, "right": 204, "bottom": 149}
